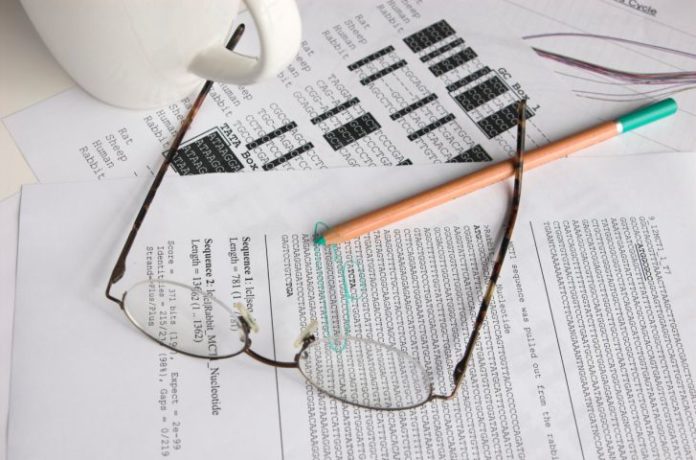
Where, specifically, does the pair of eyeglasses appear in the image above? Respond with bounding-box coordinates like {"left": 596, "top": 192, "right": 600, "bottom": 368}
{"left": 106, "top": 23, "right": 528, "bottom": 411}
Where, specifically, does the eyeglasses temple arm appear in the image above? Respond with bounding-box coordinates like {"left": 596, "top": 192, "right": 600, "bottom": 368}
{"left": 105, "top": 151, "right": 177, "bottom": 302}
{"left": 433, "top": 99, "right": 527, "bottom": 401}
{"left": 105, "top": 24, "right": 247, "bottom": 304}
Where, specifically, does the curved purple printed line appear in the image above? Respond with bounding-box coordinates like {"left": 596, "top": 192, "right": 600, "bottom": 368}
{"left": 573, "top": 84, "right": 696, "bottom": 101}
{"left": 522, "top": 32, "right": 696, "bottom": 60}
{"left": 532, "top": 48, "right": 696, "bottom": 85}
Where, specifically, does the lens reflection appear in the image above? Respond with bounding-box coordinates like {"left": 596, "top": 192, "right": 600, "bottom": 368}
{"left": 298, "top": 337, "right": 432, "bottom": 409}
{"left": 122, "top": 280, "right": 246, "bottom": 358}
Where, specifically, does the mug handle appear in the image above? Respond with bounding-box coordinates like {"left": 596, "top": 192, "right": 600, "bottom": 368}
{"left": 189, "top": 0, "right": 302, "bottom": 85}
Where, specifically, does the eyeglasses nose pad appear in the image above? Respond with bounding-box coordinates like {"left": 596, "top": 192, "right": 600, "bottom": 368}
{"left": 293, "top": 319, "right": 318, "bottom": 348}
{"left": 233, "top": 302, "right": 259, "bottom": 333}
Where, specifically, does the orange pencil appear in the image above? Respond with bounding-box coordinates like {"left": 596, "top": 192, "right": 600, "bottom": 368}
{"left": 315, "top": 98, "right": 678, "bottom": 246}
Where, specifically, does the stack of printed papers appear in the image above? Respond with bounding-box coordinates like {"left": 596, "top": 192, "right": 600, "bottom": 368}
{"left": 2, "top": 0, "right": 696, "bottom": 458}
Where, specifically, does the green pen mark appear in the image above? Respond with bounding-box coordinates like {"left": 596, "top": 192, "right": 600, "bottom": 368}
{"left": 313, "top": 221, "right": 365, "bottom": 353}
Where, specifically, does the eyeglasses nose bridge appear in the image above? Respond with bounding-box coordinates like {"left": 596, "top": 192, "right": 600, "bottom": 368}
{"left": 234, "top": 302, "right": 259, "bottom": 333}
{"left": 294, "top": 319, "right": 319, "bottom": 348}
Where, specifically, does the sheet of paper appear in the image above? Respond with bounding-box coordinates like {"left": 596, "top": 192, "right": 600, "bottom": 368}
{"left": 504, "top": 0, "right": 696, "bottom": 153}
{"left": 0, "top": 194, "right": 19, "bottom": 460}
{"left": 9, "top": 153, "right": 696, "bottom": 459}
{"left": 3, "top": 0, "right": 635, "bottom": 185}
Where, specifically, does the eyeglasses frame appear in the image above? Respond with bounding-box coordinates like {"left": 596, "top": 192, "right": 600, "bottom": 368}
{"left": 104, "top": 22, "right": 528, "bottom": 410}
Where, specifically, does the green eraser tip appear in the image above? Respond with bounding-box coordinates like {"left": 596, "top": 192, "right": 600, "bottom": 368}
{"left": 314, "top": 235, "right": 326, "bottom": 246}
{"left": 617, "top": 98, "right": 678, "bottom": 133}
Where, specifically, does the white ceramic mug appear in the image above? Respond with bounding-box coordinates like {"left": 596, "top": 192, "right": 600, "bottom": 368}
{"left": 20, "top": 0, "right": 302, "bottom": 108}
